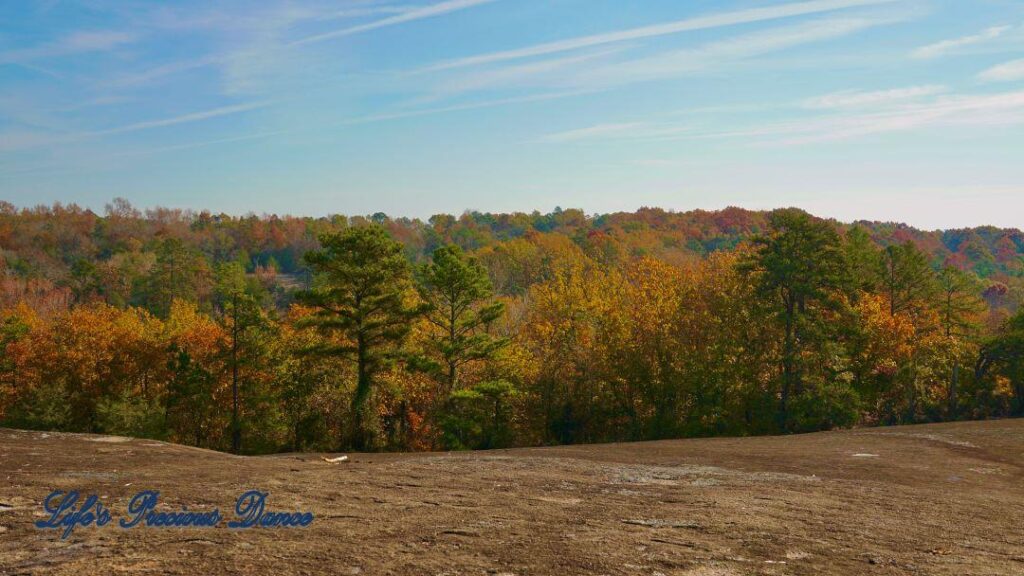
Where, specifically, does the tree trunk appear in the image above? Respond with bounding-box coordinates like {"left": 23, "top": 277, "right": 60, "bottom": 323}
{"left": 231, "top": 293, "right": 240, "bottom": 454}
{"left": 447, "top": 303, "right": 458, "bottom": 394}
{"left": 779, "top": 296, "right": 795, "bottom": 431}
{"left": 948, "top": 364, "right": 959, "bottom": 419}
{"left": 351, "top": 332, "right": 372, "bottom": 450}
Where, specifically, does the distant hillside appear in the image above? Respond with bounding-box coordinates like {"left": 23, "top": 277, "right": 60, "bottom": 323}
{"left": 1, "top": 201, "right": 1022, "bottom": 305}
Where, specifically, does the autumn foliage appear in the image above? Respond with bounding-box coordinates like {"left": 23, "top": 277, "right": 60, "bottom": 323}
{"left": 1, "top": 200, "right": 1022, "bottom": 453}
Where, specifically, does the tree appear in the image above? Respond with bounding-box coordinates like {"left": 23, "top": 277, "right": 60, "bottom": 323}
{"left": 214, "top": 262, "right": 273, "bottom": 453}
{"left": 843, "top": 226, "right": 881, "bottom": 294}
{"left": 617, "top": 257, "right": 686, "bottom": 439}
{"left": 937, "top": 265, "right": 985, "bottom": 415}
{"left": 869, "top": 242, "right": 942, "bottom": 420}
{"left": 877, "top": 241, "right": 939, "bottom": 321}
{"left": 165, "top": 347, "right": 221, "bottom": 447}
{"left": 937, "top": 266, "right": 984, "bottom": 339}
{"left": 975, "top": 310, "right": 1024, "bottom": 416}
{"left": 440, "top": 380, "right": 518, "bottom": 450}
{"left": 679, "top": 250, "right": 779, "bottom": 435}
{"left": 522, "top": 258, "right": 625, "bottom": 444}
{"left": 417, "top": 245, "right": 507, "bottom": 395}
{"left": 68, "top": 259, "right": 103, "bottom": 303}
{"left": 848, "top": 293, "right": 915, "bottom": 421}
{"left": 141, "top": 238, "right": 212, "bottom": 317}
{"left": 740, "top": 209, "right": 848, "bottom": 430}
{"left": 0, "top": 306, "right": 33, "bottom": 421}
{"left": 296, "top": 226, "right": 422, "bottom": 449}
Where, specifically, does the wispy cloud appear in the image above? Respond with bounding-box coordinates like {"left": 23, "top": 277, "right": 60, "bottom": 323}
{"left": 910, "top": 25, "right": 1010, "bottom": 59}
{"left": 109, "top": 54, "right": 224, "bottom": 88}
{"left": 978, "top": 58, "right": 1024, "bottom": 82}
{"left": 89, "top": 101, "right": 270, "bottom": 136}
{"left": 540, "top": 123, "right": 647, "bottom": 143}
{"left": 290, "top": 0, "right": 496, "bottom": 46}
{"left": 421, "top": 0, "right": 898, "bottom": 72}
{"left": 105, "top": 1, "right": 491, "bottom": 90}
{"left": 569, "top": 16, "right": 893, "bottom": 90}
{"left": 429, "top": 12, "right": 898, "bottom": 100}
{"left": 696, "top": 90, "right": 1024, "bottom": 145}
{"left": 0, "top": 101, "right": 269, "bottom": 152}
{"left": 5, "top": 89, "right": 589, "bottom": 167}
{"left": 142, "top": 3, "right": 320, "bottom": 33}
{"left": 801, "top": 85, "right": 947, "bottom": 109}
{"left": 56, "top": 95, "right": 135, "bottom": 113}
{"left": 337, "top": 89, "right": 594, "bottom": 125}
{"left": 426, "top": 48, "right": 622, "bottom": 98}
{"left": 0, "top": 30, "right": 137, "bottom": 64}
{"left": 318, "top": 5, "right": 416, "bottom": 21}
{"left": 785, "top": 91, "right": 1024, "bottom": 143}
{"left": 112, "top": 129, "right": 286, "bottom": 158}
{"left": 539, "top": 122, "right": 691, "bottom": 143}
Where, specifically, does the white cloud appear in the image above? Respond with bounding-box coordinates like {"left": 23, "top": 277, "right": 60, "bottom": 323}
{"left": 290, "top": 0, "right": 496, "bottom": 46}
{"left": 338, "top": 89, "right": 593, "bottom": 125}
{"left": 725, "top": 90, "right": 1024, "bottom": 144}
{"left": 0, "top": 101, "right": 269, "bottom": 152}
{"left": 540, "top": 123, "right": 648, "bottom": 143}
{"left": 109, "top": 54, "right": 224, "bottom": 88}
{"left": 540, "top": 122, "right": 692, "bottom": 143}
{"left": 978, "top": 58, "right": 1024, "bottom": 82}
{"left": 319, "top": 5, "right": 415, "bottom": 21}
{"left": 801, "top": 85, "right": 947, "bottom": 109}
{"left": 427, "top": 49, "right": 622, "bottom": 98}
{"left": 421, "top": 0, "right": 898, "bottom": 72}
{"left": 570, "top": 16, "right": 891, "bottom": 90}
{"left": 112, "top": 130, "right": 286, "bottom": 157}
{"left": 424, "top": 13, "right": 900, "bottom": 112}
{"left": 0, "top": 30, "right": 137, "bottom": 64}
{"left": 106, "top": 1, "right": 492, "bottom": 90}
{"left": 910, "top": 25, "right": 1010, "bottom": 59}
{"left": 89, "top": 101, "right": 270, "bottom": 136}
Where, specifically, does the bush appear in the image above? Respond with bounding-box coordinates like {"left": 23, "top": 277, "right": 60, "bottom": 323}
{"left": 4, "top": 380, "right": 73, "bottom": 431}
{"left": 789, "top": 380, "right": 860, "bottom": 433}
{"left": 96, "top": 388, "right": 167, "bottom": 439}
{"left": 440, "top": 380, "right": 518, "bottom": 450}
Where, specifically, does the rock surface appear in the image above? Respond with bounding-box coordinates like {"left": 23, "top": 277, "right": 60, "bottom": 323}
{"left": 1, "top": 420, "right": 1023, "bottom": 575}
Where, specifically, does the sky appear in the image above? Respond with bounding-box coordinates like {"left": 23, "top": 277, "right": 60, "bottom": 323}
{"left": 1, "top": 0, "right": 1023, "bottom": 230}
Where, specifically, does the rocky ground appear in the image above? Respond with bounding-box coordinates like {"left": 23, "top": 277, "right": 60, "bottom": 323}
{"left": 1, "top": 419, "right": 1023, "bottom": 575}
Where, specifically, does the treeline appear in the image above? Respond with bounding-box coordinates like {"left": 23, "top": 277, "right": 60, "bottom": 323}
{"left": 1, "top": 201, "right": 1023, "bottom": 453}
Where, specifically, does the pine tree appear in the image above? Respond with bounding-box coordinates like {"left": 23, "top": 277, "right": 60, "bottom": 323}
{"left": 877, "top": 241, "right": 939, "bottom": 321}
{"left": 843, "top": 226, "right": 881, "bottom": 294}
{"left": 417, "top": 245, "right": 507, "bottom": 395}
{"left": 741, "top": 209, "right": 848, "bottom": 430}
{"left": 937, "top": 266, "right": 984, "bottom": 338}
{"left": 214, "top": 262, "right": 273, "bottom": 454}
{"left": 296, "top": 226, "right": 421, "bottom": 450}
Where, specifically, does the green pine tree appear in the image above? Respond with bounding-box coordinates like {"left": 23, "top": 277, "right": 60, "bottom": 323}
{"left": 741, "top": 209, "right": 848, "bottom": 430}
{"left": 296, "top": 225, "right": 422, "bottom": 450}
{"left": 417, "top": 244, "right": 507, "bottom": 395}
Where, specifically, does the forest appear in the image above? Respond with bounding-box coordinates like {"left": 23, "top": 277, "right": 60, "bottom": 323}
{"left": 1, "top": 199, "right": 1023, "bottom": 453}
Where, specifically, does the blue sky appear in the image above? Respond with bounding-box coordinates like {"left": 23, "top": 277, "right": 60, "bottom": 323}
{"left": 2, "top": 0, "right": 1023, "bottom": 229}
